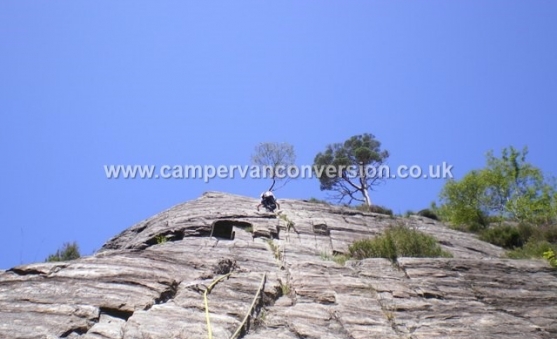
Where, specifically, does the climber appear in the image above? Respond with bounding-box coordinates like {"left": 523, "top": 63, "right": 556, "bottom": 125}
{"left": 257, "top": 190, "right": 280, "bottom": 212}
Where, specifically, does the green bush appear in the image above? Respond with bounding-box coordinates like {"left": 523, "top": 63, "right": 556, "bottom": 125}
{"left": 438, "top": 170, "right": 491, "bottom": 229}
{"left": 507, "top": 239, "right": 557, "bottom": 259}
{"left": 307, "top": 197, "right": 330, "bottom": 205}
{"left": 516, "top": 222, "right": 537, "bottom": 242}
{"left": 513, "top": 222, "right": 557, "bottom": 243}
{"left": 447, "top": 219, "right": 489, "bottom": 233}
{"left": 364, "top": 205, "right": 393, "bottom": 217}
{"left": 543, "top": 250, "right": 557, "bottom": 267}
{"left": 538, "top": 224, "right": 557, "bottom": 243}
{"left": 404, "top": 210, "right": 415, "bottom": 218}
{"left": 347, "top": 203, "right": 393, "bottom": 216}
{"left": 479, "top": 224, "right": 524, "bottom": 249}
{"left": 417, "top": 209, "right": 439, "bottom": 220}
{"left": 319, "top": 251, "right": 350, "bottom": 266}
{"left": 348, "top": 224, "right": 452, "bottom": 262}
{"left": 45, "top": 242, "right": 81, "bottom": 262}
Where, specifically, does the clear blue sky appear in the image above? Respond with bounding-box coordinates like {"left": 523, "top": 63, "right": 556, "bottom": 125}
{"left": 1, "top": 1, "right": 556, "bottom": 269}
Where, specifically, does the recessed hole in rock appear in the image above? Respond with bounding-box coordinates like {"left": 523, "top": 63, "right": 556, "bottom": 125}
{"left": 211, "top": 220, "right": 252, "bottom": 240}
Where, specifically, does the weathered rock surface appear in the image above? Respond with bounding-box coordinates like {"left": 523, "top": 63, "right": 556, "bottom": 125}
{"left": 1, "top": 191, "right": 556, "bottom": 339}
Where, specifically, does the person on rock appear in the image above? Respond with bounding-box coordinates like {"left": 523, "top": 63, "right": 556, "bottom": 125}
{"left": 257, "top": 191, "right": 280, "bottom": 212}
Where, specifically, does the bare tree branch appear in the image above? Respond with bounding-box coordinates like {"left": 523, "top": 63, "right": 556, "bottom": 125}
{"left": 252, "top": 142, "right": 296, "bottom": 192}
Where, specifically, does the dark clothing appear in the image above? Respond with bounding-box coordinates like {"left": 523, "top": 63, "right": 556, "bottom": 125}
{"left": 262, "top": 195, "right": 277, "bottom": 211}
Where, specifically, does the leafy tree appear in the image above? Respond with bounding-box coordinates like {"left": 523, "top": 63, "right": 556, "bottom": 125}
{"left": 439, "top": 146, "right": 556, "bottom": 229}
{"left": 483, "top": 146, "right": 556, "bottom": 223}
{"left": 251, "top": 142, "right": 296, "bottom": 191}
{"left": 417, "top": 208, "right": 439, "bottom": 220}
{"left": 313, "top": 133, "right": 389, "bottom": 207}
{"left": 438, "top": 170, "right": 491, "bottom": 230}
{"left": 45, "top": 241, "right": 81, "bottom": 262}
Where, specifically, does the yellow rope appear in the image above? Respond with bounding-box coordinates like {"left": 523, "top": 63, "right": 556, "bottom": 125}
{"left": 230, "top": 273, "right": 267, "bottom": 339}
{"left": 204, "top": 273, "right": 232, "bottom": 339}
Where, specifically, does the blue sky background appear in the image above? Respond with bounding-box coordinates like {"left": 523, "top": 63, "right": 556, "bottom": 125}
{"left": 1, "top": 1, "right": 556, "bottom": 269}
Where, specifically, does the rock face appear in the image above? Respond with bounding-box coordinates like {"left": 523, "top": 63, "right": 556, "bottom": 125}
{"left": 1, "top": 191, "right": 556, "bottom": 339}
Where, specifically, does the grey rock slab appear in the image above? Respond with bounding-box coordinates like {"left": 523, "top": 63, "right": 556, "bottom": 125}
{"left": 1, "top": 192, "right": 556, "bottom": 339}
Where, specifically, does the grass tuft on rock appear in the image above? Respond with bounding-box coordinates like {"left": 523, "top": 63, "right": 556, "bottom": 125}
{"left": 348, "top": 224, "right": 452, "bottom": 262}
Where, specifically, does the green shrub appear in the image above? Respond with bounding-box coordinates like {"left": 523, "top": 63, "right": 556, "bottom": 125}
{"left": 346, "top": 203, "right": 393, "bottom": 216}
{"left": 516, "top": 222, "right": 537, "bottom": 242}
{"left": 45, "top": 242, "right": 81, "bottom": 262}
{"left": 468, "top": 220, "right": 490, "bottom": 233}
{"left": 366, "top": 204, "right": 393, "bottom": 216}
{"left": 307, "top": 197, "right": 330, "bottom": 205}
{"left": 156, "top": 235, "right": 168, "bottom": 244}
{"left": 417, "top": 209, "right": 439, "bottom": 220}
{"left": 543, "top": 250, "right": 557, "bottom": 267}
{"left": 449, "top": 220, "right": 488, "bottom": 233}
{"left": 487, "top": 215, "right": 504, "bottom": 224}
{"left": 507, "top": 239, "right": 557, "bottom": 259}
{"left": 438, "top": 170, "right": 491, "bottom": 229}
{"left": 429, "top": 201, "right": 446, "bottom": 222}
{"left": 512, "top": 222, "right": 557, "bottom": 243}
{"left": 332, "top": 254, "right": 350, "bottom": 265}
{"left": 538, "top": 224, "right": 557, "bottom": 243}
{"left": 479, "top": 224, "right": 524, "bottom": 249}
{"left": 319, "top": 251, "right": 332, "bottom": 261}
{"left": 320, "top": 251, "right": 350, "bottom": 266}
{"left": 348, "top": 224, "right": 452, "bottom": 262}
